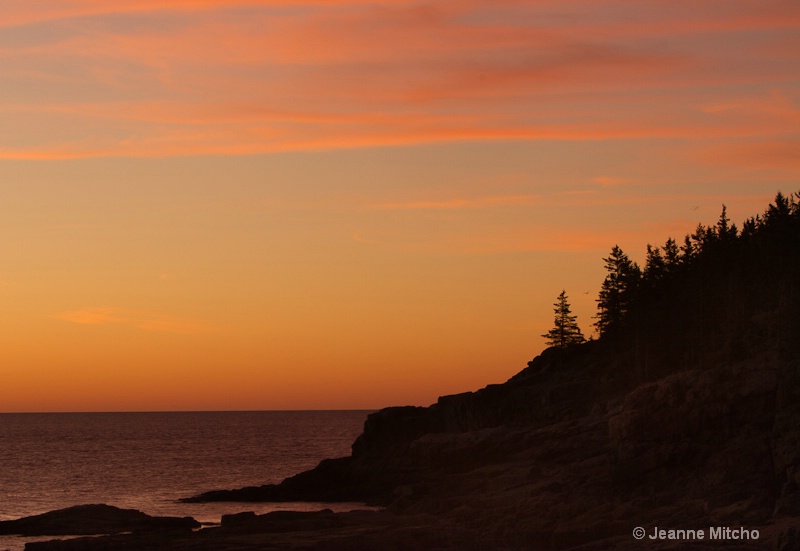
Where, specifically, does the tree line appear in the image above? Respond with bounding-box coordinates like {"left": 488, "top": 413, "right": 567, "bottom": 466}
{"left": 543, "top": 191, "right": 800, "bottom": 371}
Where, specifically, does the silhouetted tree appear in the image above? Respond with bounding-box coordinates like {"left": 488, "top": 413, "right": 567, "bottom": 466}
{"left": 663, "top": 237, "right": 680, "bottom": 270}
{"left": 542, "top": 290, "right": 585, "bottom": 349}
{"left": 680, "top": 234, "right": 695, "bottom": 263}
{"left": 644, "top": 244, "right": 666, "bottom": 283}
{"left": 692, "top": 223, "right": 710, "bottom": 249}
{"left": 587, "top": 191, "right": 800, "bottom": 373}
{"left": 741, "top": 216, "right": 759, "bottom": 239}
{"left": 716, "top": 204, "right": 737, "bottom": 241}
{"left": 595, "top": 245, "right": 640, "bottom": 336}
{"left": 765, "top": 191, "right": 791, "bottom": 226}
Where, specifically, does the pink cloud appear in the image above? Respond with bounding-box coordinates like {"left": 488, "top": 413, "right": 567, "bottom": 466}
{"left": 1, "top": 0, "right": 798, "bottom": 158}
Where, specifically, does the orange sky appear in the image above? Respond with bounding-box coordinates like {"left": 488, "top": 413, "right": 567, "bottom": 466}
{"left": 1, "top": 0, "right": 798, "bottom": 411}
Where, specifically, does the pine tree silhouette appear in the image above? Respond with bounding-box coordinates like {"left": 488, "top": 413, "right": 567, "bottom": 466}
{"left": 542, "top": 290, "right": 585, "bottom": 349}
{"left": 595, "top": 245, "right": 640, "bottom": 337}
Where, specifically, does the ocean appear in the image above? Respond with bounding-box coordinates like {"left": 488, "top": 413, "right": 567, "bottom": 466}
{"left": 0, "top": 410, "right": 372, "bottom": 551}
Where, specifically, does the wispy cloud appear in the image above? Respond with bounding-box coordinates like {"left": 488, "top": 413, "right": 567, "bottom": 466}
{"left": 349, "top": 188, "right": 777, "bottom": 255}
{"left": 347, "top": 227, "right": 616, "bottom": 254}
{"left": 0, "top": 1, "right": 798, "bottom": 158}
{"left": 591, "top": 176, "right": 630, "bottom": 188}
{"left": 364, "top": 194, "right": 540, "bottom": 211}
{"left": 696, "top": 139, "right": 800, "bottom": 171}
{"left": 54, "top": 307, "right": 217, "bottom": 334}
{"left": 55, "top": 307, "right": 126, "bottom": 325}
{"left": 462, "top": 228, "right": 617, "bottom": 254}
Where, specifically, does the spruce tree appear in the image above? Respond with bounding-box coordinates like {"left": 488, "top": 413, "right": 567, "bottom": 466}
{"left": 595, "top": 245, "right": 641, "bottom": 337}
{"left": 662, "top": 237, "right": 680, "bottom": 270}
{"left": 644, "top": 243, "right": 666, "bottom": 282}
{"left": 542, "top": 290, "right": 585, "bottom": 349}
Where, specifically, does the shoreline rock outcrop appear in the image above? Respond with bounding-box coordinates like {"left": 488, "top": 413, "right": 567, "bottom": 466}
{"left": 0, "top": 504, "right": 199, "bottom": 537}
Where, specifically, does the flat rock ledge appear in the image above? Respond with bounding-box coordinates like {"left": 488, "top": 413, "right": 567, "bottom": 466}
{"left": 0, "top": 504, "right": 199, "bottom": 537}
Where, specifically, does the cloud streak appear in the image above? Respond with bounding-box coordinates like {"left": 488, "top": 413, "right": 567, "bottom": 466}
{"left": 54, "top": 307, "right": 217, "bottom": 334}
{"left": 1, "top": 0, "right": 798, "bottom": 158}
{"left": 364, "top": 194, "right": 541, "bottom": 211}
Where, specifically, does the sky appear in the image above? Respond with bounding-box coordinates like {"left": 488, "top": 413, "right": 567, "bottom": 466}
{"left": 1, "top": 0, "right": 799, "bottom": 412}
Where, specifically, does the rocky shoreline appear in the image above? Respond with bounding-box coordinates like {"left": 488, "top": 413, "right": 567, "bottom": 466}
{"left": 4, "top": 342, "right": 799, "bottom": 550}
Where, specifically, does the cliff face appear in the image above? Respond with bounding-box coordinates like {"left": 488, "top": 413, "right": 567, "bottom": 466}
{"left": 370, "top": 353, "right": 799, "bottom": 545}
{"left": 183, "top": 340, "right": 800, "bottom": 549}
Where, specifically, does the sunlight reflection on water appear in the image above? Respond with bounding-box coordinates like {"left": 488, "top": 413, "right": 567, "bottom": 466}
{"left": 0, "top": 411, "right": 374, "bottom": 551}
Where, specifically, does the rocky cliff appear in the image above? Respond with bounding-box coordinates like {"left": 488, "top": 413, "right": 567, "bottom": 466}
{"left": 176, "top": 339, "right": 800, "bottom": 549}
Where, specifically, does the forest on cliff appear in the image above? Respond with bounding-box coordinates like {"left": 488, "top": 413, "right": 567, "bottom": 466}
{"left": 548, "top": 191, "right": 800, "bottom": 386}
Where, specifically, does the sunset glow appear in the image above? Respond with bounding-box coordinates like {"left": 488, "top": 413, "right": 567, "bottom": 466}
{"left": 1, "top": 0, "right": 798, "bottom": 411}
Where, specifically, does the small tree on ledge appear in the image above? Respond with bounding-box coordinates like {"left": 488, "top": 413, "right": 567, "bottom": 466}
{"left": 542, "top": 290, "right": 586, "bottom": 349}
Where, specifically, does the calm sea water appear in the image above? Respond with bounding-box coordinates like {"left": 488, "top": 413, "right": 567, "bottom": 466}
{"left": 0, "top": 411, "right": 372, "bottom": 551}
